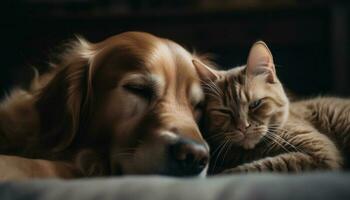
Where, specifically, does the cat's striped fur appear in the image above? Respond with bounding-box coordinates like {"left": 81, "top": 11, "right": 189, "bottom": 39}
{"left": 195, "top": 42, "right": 346, "bottom": 174}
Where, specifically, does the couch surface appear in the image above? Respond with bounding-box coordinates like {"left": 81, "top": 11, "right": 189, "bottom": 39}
{"left": 0, "top": 173, "right": 349, "bottom": 200}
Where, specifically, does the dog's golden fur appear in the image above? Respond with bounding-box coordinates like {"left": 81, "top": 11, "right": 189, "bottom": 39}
{"left": 0, "top": 32, "right": 208, "bottom": 179}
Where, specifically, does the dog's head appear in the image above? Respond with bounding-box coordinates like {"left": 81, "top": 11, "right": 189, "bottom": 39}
{"left": 35, "top": 32, "right": 209, "bottom": 176}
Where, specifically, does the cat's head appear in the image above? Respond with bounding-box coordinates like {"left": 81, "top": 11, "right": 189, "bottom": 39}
{"left": 194, "top": 41, "right": 289, "bottom": 150}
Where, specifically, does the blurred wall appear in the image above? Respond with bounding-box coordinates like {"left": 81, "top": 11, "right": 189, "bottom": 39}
{"left": 1, "top": 0, "right": 349, "bottom": 97}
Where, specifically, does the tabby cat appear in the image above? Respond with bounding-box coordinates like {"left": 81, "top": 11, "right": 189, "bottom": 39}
{"left": 193, "top": 41, "right": 350, "bottom": 174}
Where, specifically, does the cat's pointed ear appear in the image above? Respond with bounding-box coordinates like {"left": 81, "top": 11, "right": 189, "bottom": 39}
{"left": 246, "top": 41, "right": 276, "bottom": 83}
{"left": 193, "top": 59, "right": 220, "bottom": 82}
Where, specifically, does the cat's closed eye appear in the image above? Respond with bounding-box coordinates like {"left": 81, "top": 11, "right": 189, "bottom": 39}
{"left": 209, "top": 109, "right": 232, "bottom": 128}
{"left": 249, "top": 99, "right": 263, "bottom": 110}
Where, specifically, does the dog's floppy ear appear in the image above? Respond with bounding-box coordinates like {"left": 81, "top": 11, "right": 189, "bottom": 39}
{"left": 35, "top": 36, "right": 96, "bottom": 152}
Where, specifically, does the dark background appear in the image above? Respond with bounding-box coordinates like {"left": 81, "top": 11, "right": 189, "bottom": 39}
{"left": 1, "top": 0, "right": 349, "bottom": 97}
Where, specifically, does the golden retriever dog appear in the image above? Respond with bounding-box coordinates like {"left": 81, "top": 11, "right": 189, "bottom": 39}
{"left": 0, "top": 32, "right": 209, "bottom": 179}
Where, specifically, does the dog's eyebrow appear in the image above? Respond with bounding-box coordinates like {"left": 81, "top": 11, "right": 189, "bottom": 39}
{"left": 123, "top": 74, "right": 161, "bottom": 84}
{"left": 122, "top": 74, "right": 148, "bottom": 85}
{"left": 148, "top": 74, "right": 165, "bottom": 91}
{"left": 123, "top": 73, "right": 164, "bottom": 94}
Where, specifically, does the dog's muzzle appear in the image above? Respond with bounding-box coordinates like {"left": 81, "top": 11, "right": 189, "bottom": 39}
{"left": 166, "top": 138, "right": 209, "bottom": 176}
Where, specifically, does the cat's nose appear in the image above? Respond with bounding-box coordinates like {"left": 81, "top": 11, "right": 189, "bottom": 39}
{"left": 237, "top": 121, "right": 250, "bottom": 132}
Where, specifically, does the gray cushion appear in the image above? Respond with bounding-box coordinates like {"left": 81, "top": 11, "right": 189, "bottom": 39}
{"left": 0, "top": 173, "right": 349, "bottom": 200}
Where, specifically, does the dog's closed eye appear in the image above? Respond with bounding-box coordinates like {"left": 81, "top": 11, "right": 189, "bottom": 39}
{"left": 192, "top": 100, "right": 204, "bottom": 121}
{"left": 123, "top": 83, "right": 154, "bottom": 100}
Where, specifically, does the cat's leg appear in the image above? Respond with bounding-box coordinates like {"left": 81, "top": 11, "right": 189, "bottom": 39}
{"left": 305, "top": 98, "right": 350, "bottom": 167}
{"left": 300, "top": 98, "right": 350, "bottom": 147}
{"left": 222, "top": 152, "right": 322, "bottom": 173}
{"left": 222, "top": 128, "right": 342, "bottom": 173}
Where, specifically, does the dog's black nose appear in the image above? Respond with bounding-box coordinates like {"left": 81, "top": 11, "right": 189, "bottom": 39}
{"left": 169, "top": 139, "right": 209, "bottom": 176}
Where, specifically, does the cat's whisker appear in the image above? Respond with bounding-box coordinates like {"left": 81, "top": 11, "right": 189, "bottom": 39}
{"left": 211, "top": 142, "right": 225, "bottom": 172}
{"left": 268, "top": 124, "right": 288, "bottom": 130}
{"left": 210, "top": 140, "right": 227, "bottom": 158}
{"left": 268, "top": 125, "right": 287, "bottom": 129}
{"left": 261, "top": 137, "right": 277, "bottom": 153}
{"left": 264, "top": 136, "right": 279, "bottom": 153}
{"left": 265, "top": 133, "right": 291, "bottom": 153}
{"left": 202, "top": 86, "right": 221, "bottom": 99}
{"left": 268, "top": 133, "right": 306, "bottom": 154}
{"left": 265, "top": 138, "right": 276, "bottom": 148}
{"left": 203, "top": 91, "right": 222, "bottom": 101}
{"left": 206, "top": 133, "right": 227, "bottom": 141}
{"left": 270, "top": 135, "right": 302, "bottom": 153}
{"left": 267, "top": 131, "right": 305, "bottom": 154}
{"left": 221, "top": 140, "right": 233, "bottom": 168}
{"left": 206, "top": 86, "right": 221, "bottom": 98}
{"left": 267, "top": 126, "right": 305, "bottom": 153}
{"left": 263, "top": 133, "right": 281, "bottom": 152}
{"left": 268, "top": 126, "right": 290, "bottom": 134}
{"left": 202, "top": 81, "right": 222, "bottom": 97}
{"left": 212, "top": 140, "right": 230, "bottom": 172}
{"left": 205, "top": 89, "right": 222, "bottom": 101}
{"left": 207, "top": 79, "right": 224, "bottom": 96}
